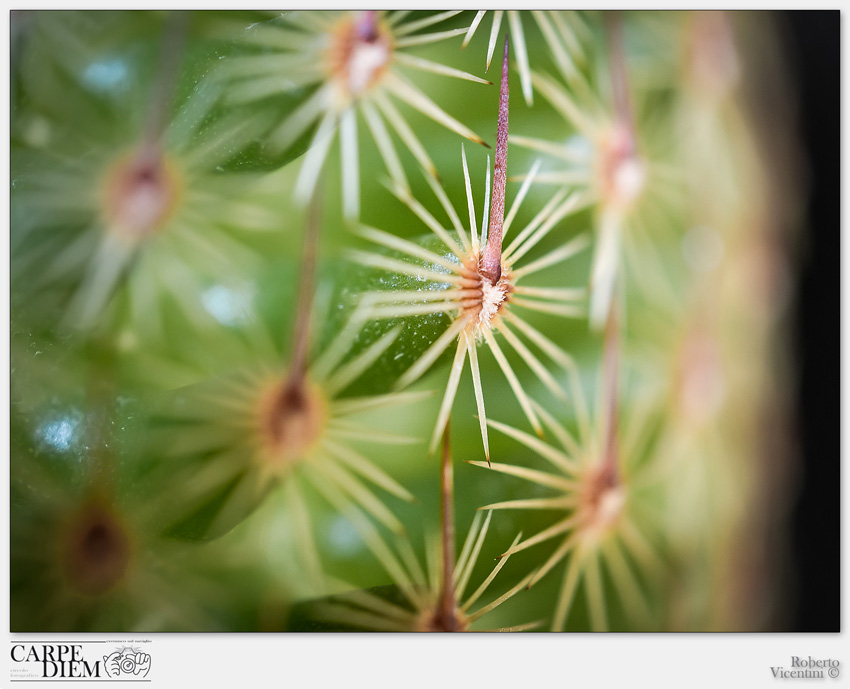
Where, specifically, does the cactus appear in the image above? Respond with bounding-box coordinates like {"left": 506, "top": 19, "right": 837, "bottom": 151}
{"left": 11, "top": 10, "right": 801, "bottom": 633}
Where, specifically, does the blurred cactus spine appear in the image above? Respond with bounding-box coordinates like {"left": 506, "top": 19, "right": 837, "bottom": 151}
{"left": 11, "top": 10, "right": 800, "bottom": 632}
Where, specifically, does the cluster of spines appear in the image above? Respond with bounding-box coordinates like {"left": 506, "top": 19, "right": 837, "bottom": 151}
{"left": 10, "top": 10, "right": 783, "bottom": 633}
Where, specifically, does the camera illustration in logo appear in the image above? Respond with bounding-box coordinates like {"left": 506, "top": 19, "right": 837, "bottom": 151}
{"left": 103, "top": 648, "right": 151, "bottom": 678}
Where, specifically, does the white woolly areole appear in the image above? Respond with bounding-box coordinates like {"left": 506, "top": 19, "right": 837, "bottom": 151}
{"left": 347, "top": 41, "right": 390, "bottom": 96}
{"left": 581, "top": 484, "right": 627, "bottom": 543}
{"left": 597, "top": 486, "right": 626, "bottom": 528}
{"left": 477, "top": 279, "right": 508, "bottom": 332}
{"left": 613, "top": 157, "right": 646, "bottom": 206}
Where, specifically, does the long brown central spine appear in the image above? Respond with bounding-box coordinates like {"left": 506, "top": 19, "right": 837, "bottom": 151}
{"left": 481, "top": 36, "right": 510, "bottom": 286}
{"left": 436, "top": 425, "right": 459, "bottom": 630}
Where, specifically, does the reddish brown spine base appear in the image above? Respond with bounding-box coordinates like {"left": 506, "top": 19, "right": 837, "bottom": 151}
{"left": 101, "top": 148, "right": 182, "bottom": 241}
{"left": 455, "top": 253, "right": 513, "bottom": 329}
{"left": 264, "top": 382, "right": 309, "bottom": 447}
{"left": 577, "top": 463, "right": 625, "bottom": 536}
{"left": 426, "top": 606, "right": 468, "bottom": 632}
{"left": 257, "top": 378, "right": 326, "bottom": 470}
{"left": 355, "top": 10, "right": 379, "bottom": 42}
{"left": 61, "top": 497, "right": 132, "bottom": 596}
